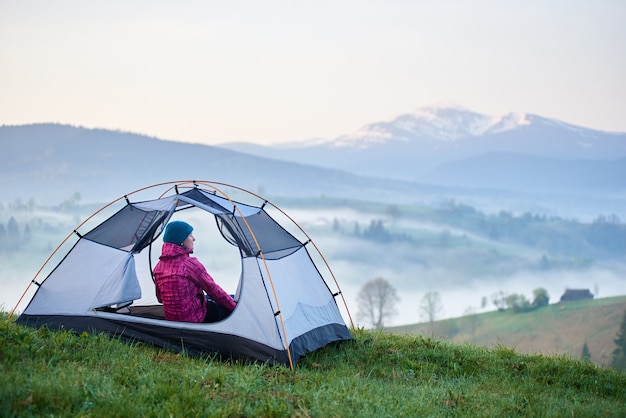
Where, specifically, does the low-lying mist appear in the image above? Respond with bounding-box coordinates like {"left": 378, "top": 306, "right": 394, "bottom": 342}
{"left": 334, "top": 261, "right": 626, "bottom": 327}
{"left": 2, "top": 200, "right": 624, "bottom": 331}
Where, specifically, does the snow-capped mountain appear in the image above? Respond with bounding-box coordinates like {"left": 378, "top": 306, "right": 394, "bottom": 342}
{"left": 321, "top": 105, "right": 532, "bottom": 148}
{"left": 221, "top": 105, "right": 626, "bottom": 193}
{"left": 282, "top": 105, "right": 621, "bottom": 153}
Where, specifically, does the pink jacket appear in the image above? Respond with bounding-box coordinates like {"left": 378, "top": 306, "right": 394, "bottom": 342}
{"left": 153, "top": 242, "right": 236, "bottom": 323}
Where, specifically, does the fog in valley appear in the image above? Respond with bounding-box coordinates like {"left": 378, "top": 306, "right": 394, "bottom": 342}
{"left": 279, "top": 206, "right": 626, "bottom": 327}
{"left": 2, "top": 197, "right": 624, "bottom": 329}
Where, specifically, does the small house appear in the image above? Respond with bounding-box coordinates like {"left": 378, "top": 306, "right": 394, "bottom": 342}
{"left": 559, "top": 289, "right": 594, "bottom": 302}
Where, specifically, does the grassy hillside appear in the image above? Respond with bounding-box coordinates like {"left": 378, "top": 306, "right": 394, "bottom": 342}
{"left": 2, "top": 312, "right": 625, "bottom": 417}
{"left": 388, "top": 296, "right": 626, "bottom": 366}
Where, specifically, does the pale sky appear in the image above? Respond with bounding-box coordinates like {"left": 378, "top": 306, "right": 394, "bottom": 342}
{"left": 1, "top": 0, "right": 625, "bottom": 145}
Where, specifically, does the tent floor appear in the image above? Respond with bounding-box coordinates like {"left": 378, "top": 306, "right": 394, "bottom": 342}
{"left": 129, "top": 304, "right": 166, "bottom": 319}
{"left": 97, "top": 304, "right": 235, "bottom": 323}
{"left": 97, "top": 304, "right": 166, "bottom": 320}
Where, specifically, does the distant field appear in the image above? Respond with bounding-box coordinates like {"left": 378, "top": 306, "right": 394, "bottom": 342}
{"left": 387, "top": 295, "right": 626, "bottom": 366}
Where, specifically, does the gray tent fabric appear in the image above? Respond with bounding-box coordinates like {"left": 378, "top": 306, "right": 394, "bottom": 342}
{"left": 16, "top": 182, "right": 352, "bottom": 367}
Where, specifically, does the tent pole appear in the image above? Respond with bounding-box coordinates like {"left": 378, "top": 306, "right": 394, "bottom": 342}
{"left": 196, "top": 180, "right": 356, "bottom": 331}
{"left": 195, "top": 182, "right": 296, "bottom": 369}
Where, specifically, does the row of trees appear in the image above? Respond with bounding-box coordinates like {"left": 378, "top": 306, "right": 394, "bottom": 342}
{"left": 0, "top": 192, "right": 84, "bottom": 253}
{"left": 0, "top": 198, "right": 37, "bottom": 213}
{"left": 0, "top": 192, "right": 82, "bottom": 214}
{"left": 333, "top": 200, "right": 625, "bottom": 258}
{"left": 490, "top": 289, "right": 550, "bottom": 313}
{"left": 356, "top": 277, "right": 552, "bottom": 330}
{"left": 0, "top": 216, "right": 32, "bottom": 251}
{"left": 435, "top": 200, "right": 626, "bottom": 257}
{"left": 334, "top": 218, "right": 413, "bottom": 244}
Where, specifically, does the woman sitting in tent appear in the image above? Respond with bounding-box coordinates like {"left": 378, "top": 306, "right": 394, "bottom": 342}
{"left": 153, "top": 221, "right": 236, "bottom": 323}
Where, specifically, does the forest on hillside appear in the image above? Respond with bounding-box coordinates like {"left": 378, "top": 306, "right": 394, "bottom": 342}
{"left": 324, "top": 198, "right": 625, "bottom": 262}
{"left": 2, "top": 195, "right": 625, "bottom": 261}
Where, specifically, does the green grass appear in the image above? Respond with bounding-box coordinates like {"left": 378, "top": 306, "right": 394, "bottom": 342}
{"left": 388, "top": 296, "right": 626, "bottom": 367}
{"left": 2, "top": 312, "right": 625, "bottom": 417}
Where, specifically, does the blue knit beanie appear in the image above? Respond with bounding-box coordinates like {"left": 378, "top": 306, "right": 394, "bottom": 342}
{"left": 163, "top": 221, "right": 193, "bottom": 245}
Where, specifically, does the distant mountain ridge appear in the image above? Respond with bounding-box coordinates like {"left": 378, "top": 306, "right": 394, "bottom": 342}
{"left": 1, "top": 123, "right": 458, "bottom": 206}
{"left": 262, "top": 105, "right": 625, "bottom": 156}
{"left": 220, "top": 105, "right": 626, "bottom": 193}
{"left": 422, "top": 152, "right": 626, "bottom": 193}
{"left": 0, "top": 123, "right": 369, "bottom": 204}
{"left": 2, "top": 105, "right": 625, "bottom": 211}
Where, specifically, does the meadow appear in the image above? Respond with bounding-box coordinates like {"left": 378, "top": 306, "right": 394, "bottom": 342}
{"left": 2, "top": 311, "right": 626, "bottom": 417}
{"left": 389, "top": 295, "right": 626, "bottom": 367}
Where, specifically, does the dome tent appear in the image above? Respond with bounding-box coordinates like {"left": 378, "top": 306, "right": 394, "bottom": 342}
{"left": 14, "top": 181, "right": 353, "bottom": 368}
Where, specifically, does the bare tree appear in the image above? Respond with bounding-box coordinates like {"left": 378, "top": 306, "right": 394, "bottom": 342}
{"left": 356, "top": 277, "right": 400, "bottom": 329}
{"left": 419, "top": 291, "right": 443, "bottom": 323}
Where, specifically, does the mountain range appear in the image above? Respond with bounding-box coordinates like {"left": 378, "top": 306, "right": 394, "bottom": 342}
{"left": 1, "top": 105, "right": 625, "bottom": 215}
{"left": 220, "top": 105, "right": 626, "bottom": 194}
{"left": 0, "top": 123, "right": 379, "bottom": 204}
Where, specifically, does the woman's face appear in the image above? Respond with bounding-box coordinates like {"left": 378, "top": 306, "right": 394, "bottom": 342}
{"left": 182, "top": 233, "right": 195, "bottom": 252}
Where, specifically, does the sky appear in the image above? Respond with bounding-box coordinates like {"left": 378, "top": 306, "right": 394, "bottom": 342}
{"left": 1, "top": 0, "right": 625, "bottom": 146}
